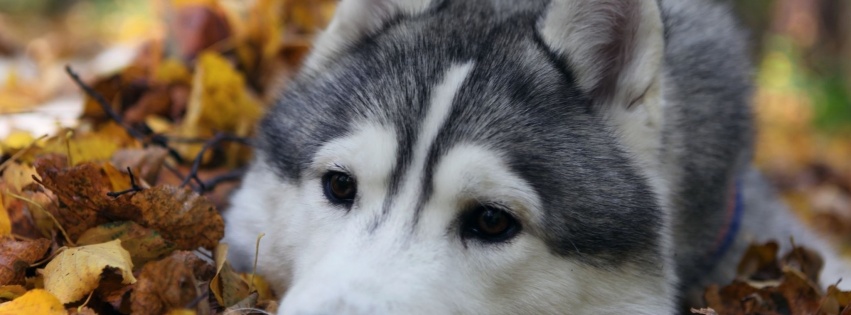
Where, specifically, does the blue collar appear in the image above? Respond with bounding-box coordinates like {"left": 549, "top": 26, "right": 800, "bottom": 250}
{"left": 708, "top": 179, "right": 744, "bottom": 262}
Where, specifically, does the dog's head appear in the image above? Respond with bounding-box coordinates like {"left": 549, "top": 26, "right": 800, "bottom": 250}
{"left": 226, "top": 0, "right": 675, "bottom": 313}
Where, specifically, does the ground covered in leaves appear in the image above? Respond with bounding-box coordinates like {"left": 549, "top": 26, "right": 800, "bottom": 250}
{"left": 0, "top": 0, "right": 850, "bottom": 314}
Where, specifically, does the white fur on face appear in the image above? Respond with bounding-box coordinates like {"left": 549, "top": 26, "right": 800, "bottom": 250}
{"left": 224, "top": 62, "right": 677, "bottom": 314}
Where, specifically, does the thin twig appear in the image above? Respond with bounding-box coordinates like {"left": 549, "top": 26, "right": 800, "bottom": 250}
{"left": 64, "top": 66, "right": 146, "bottom": 140}
{"left": 202, "top": 168, "right": 246, "bottom": 192}
{"left": 66, "top": 66, "right": 186, "bottom": 162}
{"left": 180, "top": 132, "right": 251, "bottom": 189}
{"left": 106, "top": 167, "right": 144, "bottom": 197}
{"left": 186, "top": 290, "right": 209, "bottom": 309}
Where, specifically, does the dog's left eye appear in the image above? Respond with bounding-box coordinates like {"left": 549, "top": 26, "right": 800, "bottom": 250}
{"left": 462, "top": 205, "right": 520, "bottom": 243}
{"left": 323, "top": 171, "right": 357, "bottom": 206}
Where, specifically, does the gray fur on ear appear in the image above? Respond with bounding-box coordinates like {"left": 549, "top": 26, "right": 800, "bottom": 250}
{"left": 538, "top": 0, "right": 664, "bottom": 107}
{"left": 305, "top": 0, "right": 433, "bottom": 72}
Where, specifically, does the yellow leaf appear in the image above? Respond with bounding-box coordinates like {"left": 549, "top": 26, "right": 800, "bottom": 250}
{"left": 1, "top": 162, "right": 37, "bottom": 193}
{"left": 165, "top": 309, "right": 197, "bottom": 315}
{"left": 154, "top": 58, "right": 192, "bottom": 85}
{"left": 1, "top": 131, "right": 35, "bottom": 152}
{"left": 210, "top": 243, "right": 249, "bottom": 307}
{"left": 0, "top": 285, "right": 26, "bottom": 300}
{"left": 0, "top": 194, "right": 9, "bottom": 236}
{"left": 43, "top": 239, "right": 136, "bottom": 304}
{"left": 39, "top": 133, "right": 122, "bottom": 165}
{"left": 239, "top": 273, "right": 273, "bottom": 301}
{"left": 76, "top": 221, "right": 176, "bottom": 266}
{"left": 0, "top": 289, "right": 67, "bottom": 315}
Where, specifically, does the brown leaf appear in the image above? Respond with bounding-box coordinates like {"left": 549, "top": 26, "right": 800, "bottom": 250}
{"left": 782, "top": 244, "right": 825, "bottom": 285}
{"left": 111, "top": 147, "right": 169, "bottom": 186}
{"left": 704, "top": 282, "right": 760, "bottom": 315}
{"left": 95, "top": 267, "right": 135, "bottom": 314}
{"left": 128, "top": 185, "right": 224, "bottom": 250}
{"left": 0, "top": 285, "right": 26, "bottom": 301}
{"left": 34, "top": 155, "right": 120, "bottom": 239}
{"left": 775, "top": 270, "right": 822, "bottom": 314}
{"left": 5, "top": 191, "right": 58, "bottom": 239}
{"left": 76, "top": 221, "right": 177, "bottom": 266}
{"left": 3, "top": 196, "right": 40, "bottom": 239}
{"left": 123, "top": 86, "right": 173, "bottom": 125}
{"left": 210, "top": 244, "right": 249, "bottom": 307}
{"left": 736, "top": 241, "right": 783, "bottom": 281}
{"left": 35, "top": 155, "right": 224, "bottom": 249}
{"left": 0, "top": 236, "right": 50, "bottom": 286}
{"left": 168, "top": 2, "right": 232, "bottom": 60}
{"left": 131, "top": 251, "right": 214, "bottom": 315}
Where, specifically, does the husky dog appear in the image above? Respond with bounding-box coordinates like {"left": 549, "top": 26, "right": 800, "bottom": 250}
{"left": 224, "top": 0, "right": 849, "bottom": 313}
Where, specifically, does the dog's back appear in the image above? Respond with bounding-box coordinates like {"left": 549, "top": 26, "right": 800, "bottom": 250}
{"left": 223, "top": 0, "right": 848, "bottom": 313}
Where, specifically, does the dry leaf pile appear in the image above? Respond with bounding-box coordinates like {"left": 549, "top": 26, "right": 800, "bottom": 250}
{"left": 0, "top": 0, "right": 335, "bottom": 314}
{"left": 694, "top": 241, "right": 851, "bottom": 315}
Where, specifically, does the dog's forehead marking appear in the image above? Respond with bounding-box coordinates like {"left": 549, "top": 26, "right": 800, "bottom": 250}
{"left": 375, "top": 62, "right": 474, "bottom": 230}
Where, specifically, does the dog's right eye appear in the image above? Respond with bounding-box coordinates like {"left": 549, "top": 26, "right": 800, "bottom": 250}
{"left": 461, "top": 205, "right": 521, "bottom": 244}
{"left": 322, "top": 171, "right": 357, "bottom": 206}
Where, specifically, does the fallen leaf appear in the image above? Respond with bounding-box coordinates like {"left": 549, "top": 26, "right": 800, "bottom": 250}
{"left": 0, "top": 285, "right": 26, "bottom": 300}
{"left": 43, "top": 239, "right": 136, "bottom": 304}
{"left": 1, "top": 162, "right": 37, "bottom": 193}
{"left": 35, "top": 155, "right": 224, "bottom": 249}
{"left": 0, "top": 289, "right": 67, "bottom": 315}
{"left": 5, "top": 191, "right": 59, "bottom": 239}
{"left": 0, "top": 131, "right": 36, "bottom": 153}
{"left": 38, "top": 132, "right": 126, "bottom": 166}
{"left": 0, "top": 195, "right": 9, "bottom": 236}
{"left": 76, "top": 221, "right": 177, "bottom": 266}
{"left": 782, "top": 243, "right": 825, "bottom": 284}
{"left": 736, "top": 241, "right": 783, "bottom": 282}
{"left": 224, "top": 291, "right": 257, "bottom": 313}
{"left": 34, "top": 155, "right": 119, "bottom": 239}
{"left": 175, "top": 51, "right": 261, "bottom": 164}
{"left": 26, "top": 274, "right": 44, "bottom": 290}
{"left": 111, "top": 147, "right": 169, "bottom": 185}
{"left": 0, "top": 236, "right": 51, "bottom": 285}
{"left": 131, "top": 251, "right": 215, "bottom": 315}
{"left": 775, "top": 269, "right": 821, "bottom": 314}
{"left": 169, "top": 0, "right": 232, "bottom": 60}
{"left": 128, "top": 185, "right": 224, "bottom": 250}
{"left": 210, "top": 244, "right": 249, "bottom": 307}
{"left": 240, "top": 272, "right": 273, "bottom": 302}
{"left": 67, "top": 306, "right": 97, "bottom": 315}
{"left": 95, "top": 267, "right": 135, "bottom": 314}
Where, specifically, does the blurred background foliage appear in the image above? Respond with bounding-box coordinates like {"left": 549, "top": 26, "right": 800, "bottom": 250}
{"left": 0, "top": 0, "right": 849, "bottom": 247}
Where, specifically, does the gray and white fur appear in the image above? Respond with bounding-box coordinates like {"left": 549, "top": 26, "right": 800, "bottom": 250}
{"left": 223, "top": 0, "right": 850, "bottom": 313}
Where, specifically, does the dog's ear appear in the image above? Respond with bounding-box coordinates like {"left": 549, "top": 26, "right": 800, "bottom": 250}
{"left": 540, "top": 1, "right": 667, "bottom": 180}
{"left": 305, "top": 0, "right": 432, "bottom": 71}
{"left": 538, "top": 0, "right": 664, "bottom": 108}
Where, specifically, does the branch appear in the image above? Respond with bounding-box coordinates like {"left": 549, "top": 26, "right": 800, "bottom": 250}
{"left": 201, "top": 168, "right": 246, "bottom": 192}
{"left": 65, "top": 66, "right": 186, "bottom": 164}
{"left": 64, "top": 66, "right": 146, "bottom": 140}
{"left": 106, "top": 167, "right": 144, "bottom": 197}
{"left": 180, "top": 132, "right": 251, "bottom": 190}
